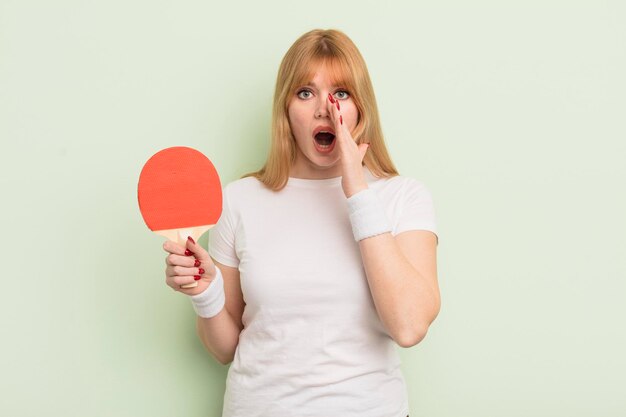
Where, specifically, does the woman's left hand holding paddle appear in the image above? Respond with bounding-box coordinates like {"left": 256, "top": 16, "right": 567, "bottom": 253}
{"left": 163, "top": 237, "right": 218, "bottom": 297}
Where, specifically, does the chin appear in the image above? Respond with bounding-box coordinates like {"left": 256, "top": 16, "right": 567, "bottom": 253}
{"left": 308, "top": 153, "right": 338, "bottom": 167}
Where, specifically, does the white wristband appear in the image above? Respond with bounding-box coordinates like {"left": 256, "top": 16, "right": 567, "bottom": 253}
{"left": 346, "top": 188, "right": 392, "bottom": 241}
{"left": 188, "top": 266, "right": 226, "bottom": 318}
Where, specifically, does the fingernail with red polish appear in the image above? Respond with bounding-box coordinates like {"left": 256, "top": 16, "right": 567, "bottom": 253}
{"left": 185, "top": 249, "right": 194, "bottom": 256}
{"left": 328, "top": 93, "right": 335, "bottom": 103}
{"left": 187, "top": 236, "right": 195, "bottom": 244}
{"left": 336, "top": 101, "right": 340, "bottom": 111}
{"left": 194, "top": 275, "right": 201, "bottom": 281}
{"left": 194, "top": 259, "right": 201, "bottom": 267}
{"left": 340, "top": 115, "right": 343, "bottom": 125}
{"left": 199, "top": 268, "right": 205, "bottom": 274}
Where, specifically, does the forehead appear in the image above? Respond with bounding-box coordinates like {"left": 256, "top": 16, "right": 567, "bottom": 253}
{"left": 298, "top": 59, "right": 350, "bottom": 87}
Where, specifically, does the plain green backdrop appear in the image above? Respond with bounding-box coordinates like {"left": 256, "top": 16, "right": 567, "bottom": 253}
{"left": 1, "top": 0, "right": 625, "bottom": 416}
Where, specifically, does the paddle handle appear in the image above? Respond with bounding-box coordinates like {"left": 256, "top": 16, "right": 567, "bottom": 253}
{"left": 156, "top": 225, "right": 214, "bottom": 289}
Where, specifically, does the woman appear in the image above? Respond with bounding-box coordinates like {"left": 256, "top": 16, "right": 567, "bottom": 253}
{"left": 163, "top": 28, "right": 439, "bottom": 417}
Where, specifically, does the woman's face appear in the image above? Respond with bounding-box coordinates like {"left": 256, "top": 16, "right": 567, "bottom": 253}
{"left": 287, "top": 65, "right": 359, "bottom": 179}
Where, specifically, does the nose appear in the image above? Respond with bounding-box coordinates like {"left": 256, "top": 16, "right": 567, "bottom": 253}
{"left": 315, "top": 95, "right": 329, "bottom": 118}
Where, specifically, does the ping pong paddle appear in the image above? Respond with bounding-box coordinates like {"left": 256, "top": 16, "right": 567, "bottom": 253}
{"left": 137, "top": 146, "right": 222, "bottom": 288}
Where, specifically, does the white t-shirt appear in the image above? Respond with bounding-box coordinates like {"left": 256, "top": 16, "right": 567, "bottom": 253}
{"left": 208, "top": 165, "right": 438, "bottom": 417}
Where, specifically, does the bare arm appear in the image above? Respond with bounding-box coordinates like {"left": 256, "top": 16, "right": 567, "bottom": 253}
{"left": 163, "top": 238, "right": 245, "bottom": 366}
{"left": 359, "top": 230, "right": 440, "bottom": 348}
{"left": 195, "top": 258, "right": 245, "bottom": 365}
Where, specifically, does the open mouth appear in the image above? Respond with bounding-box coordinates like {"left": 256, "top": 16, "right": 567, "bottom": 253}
{"left": 313, "top": 131, "right": 336, "bottom": 150}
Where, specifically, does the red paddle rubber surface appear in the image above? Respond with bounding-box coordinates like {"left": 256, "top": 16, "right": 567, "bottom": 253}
{"left": 138, "top": 146, "right": 222, "bottom": 231}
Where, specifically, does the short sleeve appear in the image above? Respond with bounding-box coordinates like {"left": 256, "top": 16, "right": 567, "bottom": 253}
{"left": 208, "top": 184, "right": 240, "bottom": 268}
{"left": 393, "top": 179, "right": 439, "bottom": 244}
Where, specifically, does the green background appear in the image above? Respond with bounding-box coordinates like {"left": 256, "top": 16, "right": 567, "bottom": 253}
{"left": 1, "top": 0, "right": 624, "bottom": 416}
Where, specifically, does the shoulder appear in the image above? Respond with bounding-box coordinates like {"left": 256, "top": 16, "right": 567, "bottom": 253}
{"left": 379, "top": 174, "right": 438, "bottom": 239}
{"left": 393, "top": 175, "right": 426, "bottom": 189}
{"left": 221, "top": 176, "right": 270, "bottom": 211}
{"left": 223, "top": 176, "right": 260, "bottom": 196}
{"left": 368, "top": 171, "right": 430, "bottom": 197}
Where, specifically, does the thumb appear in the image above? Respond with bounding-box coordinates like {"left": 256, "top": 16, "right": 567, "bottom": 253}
{"left": 358, "top": 143, "right": 370, "bottom": 163}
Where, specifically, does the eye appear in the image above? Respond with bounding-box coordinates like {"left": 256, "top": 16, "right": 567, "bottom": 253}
{"left": 296, "top": 89, "right": 312, "bottom": 99}
{"left": 334, "top": 90, "right": 350, "bottom": 100}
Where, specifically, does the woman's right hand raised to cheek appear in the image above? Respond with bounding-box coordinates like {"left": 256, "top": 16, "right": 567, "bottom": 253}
{"left": 163, "top": 236, "right": 218, "bottom": 297}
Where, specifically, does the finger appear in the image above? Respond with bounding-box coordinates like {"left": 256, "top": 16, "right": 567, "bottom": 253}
{"left": 169, "top": 274, "right": 199, "bottom": 288}
{"left": 185, "top": 237, "right": 217, "bottom": 278}
{"left": 170, "top": 264, "right": 206, "bottom": 278}
{"left": 165, "top": 253, "right": 202, "bottom": 267}
{"left": 185, "top": 236, "right": 210, "bottom": 262}
{"left": 327, "top": 94, "right": 355, "bottom": 150}
{"left": 327, "top": 93, "right": 340, "bottom": 129}
{"left": 327, "top": 94, "right": 346, "bottom": 150}
{"left": 163, "top": 240, "right": 185, "bottom": 255}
